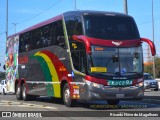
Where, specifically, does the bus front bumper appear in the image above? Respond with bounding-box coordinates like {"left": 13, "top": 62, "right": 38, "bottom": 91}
{"left": 79, "top": 83, "right": 144, "bottom": 101}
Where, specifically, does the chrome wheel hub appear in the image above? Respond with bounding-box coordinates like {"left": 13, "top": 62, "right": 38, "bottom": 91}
{"left": 64, "top": 88, "right": 70, "bottom": 103}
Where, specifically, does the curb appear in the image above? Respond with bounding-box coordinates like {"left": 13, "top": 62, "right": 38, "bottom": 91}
{"left": 131, "top": 99, "right": 160, "bottom": 105}
{"left": 141, "top": 99, "right": 160, "bottom": 105}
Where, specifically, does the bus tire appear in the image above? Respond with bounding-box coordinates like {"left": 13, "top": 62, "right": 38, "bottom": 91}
{"left": 16, "top": 84, "right": 22, "bottom": 100}
{"left": 22, "top": 84, "right": 30, "bottom": 101}
{"left": 107, "top": 100, "right": 120, "bottom": 105}
{"left": 63, "top": 83, "right": 76, "bottom": 107}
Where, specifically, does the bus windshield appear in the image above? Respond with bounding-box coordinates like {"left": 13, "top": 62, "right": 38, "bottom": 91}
{"left": 88, "top": 46, "right": 143, "bottom": 77}
{"left": 83, "top": 15, "right": 140, "bottom": 40}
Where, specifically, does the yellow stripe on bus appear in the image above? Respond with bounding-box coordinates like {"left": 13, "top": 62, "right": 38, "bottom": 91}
{"left": 34, "top": 52, "right": 60, "bottom": 97}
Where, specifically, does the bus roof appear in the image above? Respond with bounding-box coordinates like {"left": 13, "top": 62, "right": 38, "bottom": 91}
{"left": 63, "top": 10, "right": 131, "bottom": 17}
{"left": 8, "top": 10, "right": 131, "bottom": 38}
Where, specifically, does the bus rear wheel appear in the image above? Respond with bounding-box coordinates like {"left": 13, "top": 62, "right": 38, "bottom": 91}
{"left": 16, "top": 84, "right": 22, "bottom": 100}
{"left": 107, "top": 100, "right": 120, "bottom": 105}
{"left": 63, "top": 83, "right": 76, "bottom": 107}
{"left": 22, "top": 84, "right": 31, "bottom": 101}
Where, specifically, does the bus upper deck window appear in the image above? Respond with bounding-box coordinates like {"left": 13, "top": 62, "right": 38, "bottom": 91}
{"left": 25, "top": 44, "right": 31, "bottom": 51}
{"left": 86, "top": 20, "right": 91, "bottom": 30}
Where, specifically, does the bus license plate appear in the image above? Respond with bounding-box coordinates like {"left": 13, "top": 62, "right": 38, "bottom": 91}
{"left": 116, "top": 94, "right": 124, "bottom": 98}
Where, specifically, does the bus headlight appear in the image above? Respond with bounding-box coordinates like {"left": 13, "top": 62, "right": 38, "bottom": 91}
{"left": 92, "top": 82, "right": 104, "bottom": 88}
{"left": 83, "top": 78, "right": 104, "bottom": 88}
{"left": 135, "top": 82, "right": 144, "bottom": 87}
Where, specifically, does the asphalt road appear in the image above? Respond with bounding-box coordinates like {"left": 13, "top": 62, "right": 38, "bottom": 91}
{"left": 0, "top": 91, "right": 160, "bottom": 120}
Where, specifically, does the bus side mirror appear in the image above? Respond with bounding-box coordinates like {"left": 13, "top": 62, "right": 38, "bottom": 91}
{"left": 140, "top": 38, "right": 156, "bottom": 56}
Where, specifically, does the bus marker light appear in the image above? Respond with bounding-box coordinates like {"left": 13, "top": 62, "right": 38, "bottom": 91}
{"left": 73, "top": 95, "right": 76, "bottom": 98}
{"left": 59, "top": 66, "right": 66, "bottom": 72}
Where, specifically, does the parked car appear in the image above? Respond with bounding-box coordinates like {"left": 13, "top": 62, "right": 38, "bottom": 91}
{"left": 0, "top": 80, "right": 7, "bottom": 95}
{"left": 144, "top": 73, "right": 159, "bottom": 91}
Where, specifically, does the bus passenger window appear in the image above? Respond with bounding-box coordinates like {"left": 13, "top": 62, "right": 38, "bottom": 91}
{"left": 19, "top": 32, "right": 32, "bottom": 52}
{"left": 57, "top": 36, "right": 65, "bottom": 48}
{"left": 42, "top": 24, "right": 52, "bottom": 47}
{"left": 19, "top": 36, "right": 25, "bottom": 52}
{"left": 65, "top": 16, "right": 83, "bottom": 38}
{"left": 25, "top": 44, "right": 31, "bottom": 51}
{"left": 53, "top": 20, "right": 66, "bottom": 49}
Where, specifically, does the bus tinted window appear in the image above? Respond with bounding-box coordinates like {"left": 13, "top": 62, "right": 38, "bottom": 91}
{"left": 65, "top": 16, "right": 83, "bottom": 38}
{"left": 19, "top": 32, "right": 32, "bottom": 52}
{"left": 33, "top": 24, "right": 52, "bottom": 49}
{"left": 84, "top": 15, "right": 140, "bottom": 40}
{"left": 53, "top": 20, "right": 66, "bottom": 49}
{"left": 19, "top": 20, "right": 66, "bottom": 52}
{"left": 65, "top": 16, "right": 86, "bottom": 72}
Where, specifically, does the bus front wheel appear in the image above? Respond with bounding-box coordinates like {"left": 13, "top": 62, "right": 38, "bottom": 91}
{"left": 107, "top": 100, "right": 120, "bottom": 105}
{"left": 63, "top": 83, "right": 76, "bottom": 107}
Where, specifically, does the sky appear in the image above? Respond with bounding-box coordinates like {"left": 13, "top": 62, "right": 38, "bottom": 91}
{"left": 0, "top": 0, "right": 160, "bottom": 71}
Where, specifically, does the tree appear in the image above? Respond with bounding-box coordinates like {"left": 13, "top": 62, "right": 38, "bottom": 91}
{"left": 155, "top": 56, "right": 160, "bottom": 78}
{"left": 144, "top": 56, "right": 160, "bottom": 78}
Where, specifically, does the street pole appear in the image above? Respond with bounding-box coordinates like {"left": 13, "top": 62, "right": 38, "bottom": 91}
{"left": 152, "top": 0, "right": 156, "bottom": 78}
{"left": 6, "top": 0, "right": 8, "bottom": 39}
{"left": 124, "top": 0, "right": 128, "bottom": 14}
{"left": 75, "top": 0, "right": 77, "bottom": 10}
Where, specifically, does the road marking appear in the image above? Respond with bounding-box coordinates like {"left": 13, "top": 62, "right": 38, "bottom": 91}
{"left": 0, "top": 100, "right": 57, "bottom": 110}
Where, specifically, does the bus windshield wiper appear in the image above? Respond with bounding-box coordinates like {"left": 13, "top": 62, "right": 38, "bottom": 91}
{"left": 125, "top": 72, "right": 141, "bottom": 75}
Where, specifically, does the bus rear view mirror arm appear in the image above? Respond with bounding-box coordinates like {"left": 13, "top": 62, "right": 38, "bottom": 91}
{"left": 140, "top": 38, "right": 156, "bottom": 56}
{"left": 72, "top": 35, "right": 91, "bottom": 54}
